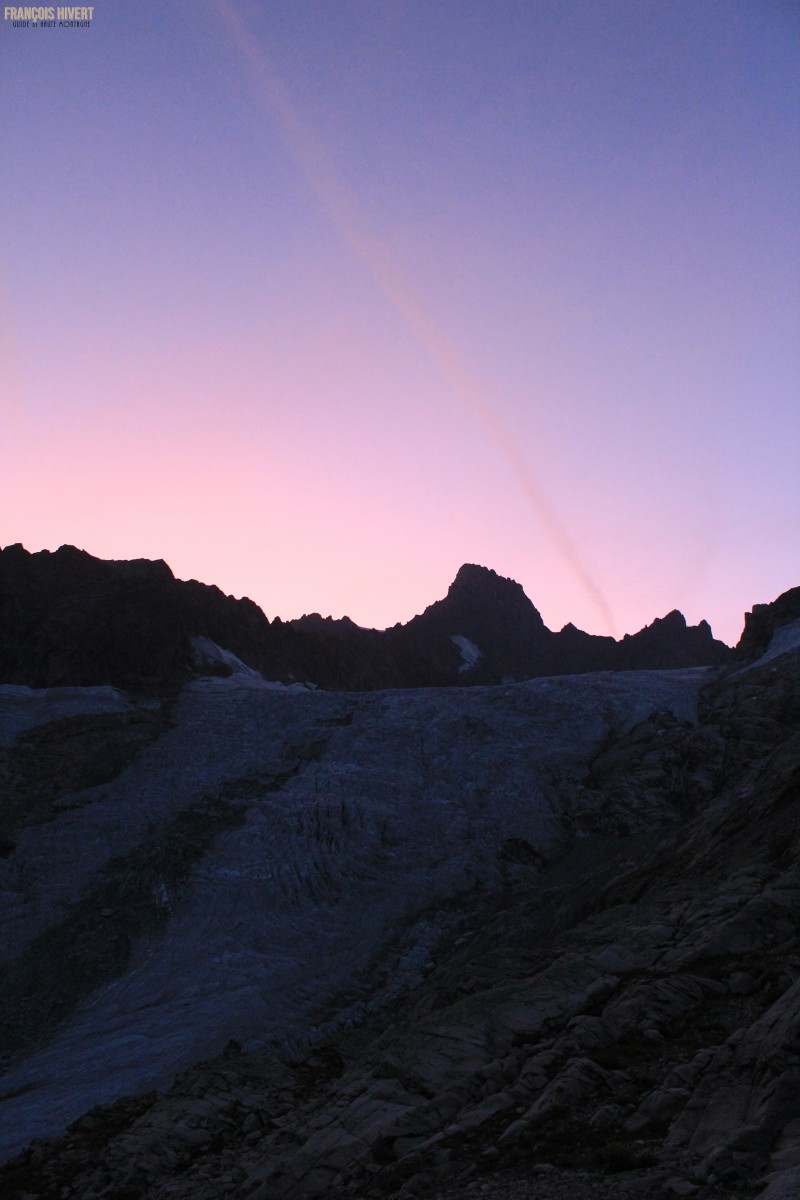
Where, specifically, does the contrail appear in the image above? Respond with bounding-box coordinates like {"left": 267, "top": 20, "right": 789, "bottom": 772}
{"left": 213, "top": 0, "right": 616, "bottom": 635}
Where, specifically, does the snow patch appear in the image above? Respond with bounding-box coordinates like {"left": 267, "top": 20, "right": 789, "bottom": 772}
{"left": 451, "top": 635, "right": 482, "bottom": 673}
{"left": 190, "top": 638, "right": 312, "bottom": 692}
{"left": 192, "top": 636, "right": 264, "bottom": 679}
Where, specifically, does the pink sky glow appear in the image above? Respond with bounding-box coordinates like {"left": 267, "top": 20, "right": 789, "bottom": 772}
{"left": 1, "top": 1, "right": 798, "bottom": 645}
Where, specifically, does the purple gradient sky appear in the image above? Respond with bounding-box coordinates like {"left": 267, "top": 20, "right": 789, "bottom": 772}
{"left": 1, "top": 0, "right": 798, "bottom": 644}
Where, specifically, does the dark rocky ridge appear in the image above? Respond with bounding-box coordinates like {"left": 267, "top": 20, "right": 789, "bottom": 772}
{"left": 0, "top": 546, "right": 731, "bottom": 693}
{"left": 0, "top": 544, "right": 271, "bottom": 694}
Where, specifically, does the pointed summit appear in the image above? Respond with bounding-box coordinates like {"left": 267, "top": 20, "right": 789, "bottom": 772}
{"left": 446, "top": 564, "right": 543, "bottom": 620}
{"left": 396, "top": 565, "right": 550, "bottom": 683}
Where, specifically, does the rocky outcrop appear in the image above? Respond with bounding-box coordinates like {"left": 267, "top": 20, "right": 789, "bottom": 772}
{"left": 0, "top": 545, "right": 732, "bottom": 693}
{"left": 0, "top": 617, "right": 798, "bottom": 1199}
{"left": 617, "top": 610, "right": 729, "bottom": 670}
{"left": 736, "top": 586, "right": 800, "bottom": 662}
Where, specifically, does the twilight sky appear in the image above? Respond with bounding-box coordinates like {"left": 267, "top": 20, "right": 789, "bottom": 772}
{"left": 1, "top": 0, "right": 798, "bottom": 645}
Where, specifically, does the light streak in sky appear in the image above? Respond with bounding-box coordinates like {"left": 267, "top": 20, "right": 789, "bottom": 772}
{"left": 213, "top": 0, "right": 616, "bottom": 635}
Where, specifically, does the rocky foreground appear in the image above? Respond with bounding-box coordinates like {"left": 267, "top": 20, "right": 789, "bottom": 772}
{"left": 0, "top": 604, "right": 798, "bottom": 1198}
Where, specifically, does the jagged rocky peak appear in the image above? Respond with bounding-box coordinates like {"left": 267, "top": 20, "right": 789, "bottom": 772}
{"left": 409, "top": 564, "right": 545, "bottom": 633}
{"left": 656, "top": 608, "right": 686, "bottom": 626}
{"left": 1, "top": 543, "right": 174, "bottom": 583}
{"left": 449, "top": 562, "right": 540, "bottom": 607}
{"left": 449, "top": 562, "right": 518, "bottom": 591}
{"left": 289, "top": 613, "right": 363, "bottom": 634}
{"left": 107, "top": 555, "right": 175, "bottom": 582}
{"left": 617, "top": 606, "right": 729, "bottom": 670}
{"left": 622, "top": 609, "right": 687, "bottom": 639}
{"left": 385, "top": 563, "right": 553, "bottom": 685}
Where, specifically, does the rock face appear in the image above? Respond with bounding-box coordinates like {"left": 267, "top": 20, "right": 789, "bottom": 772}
{"left": 737, "top": 586, "right": 800, "bottom": 661}
{"left": 0, "top": 545, "right": 731, "bottom": 693}
{"left": 0, "top": 604, "right": 798, "bottom": 1200}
